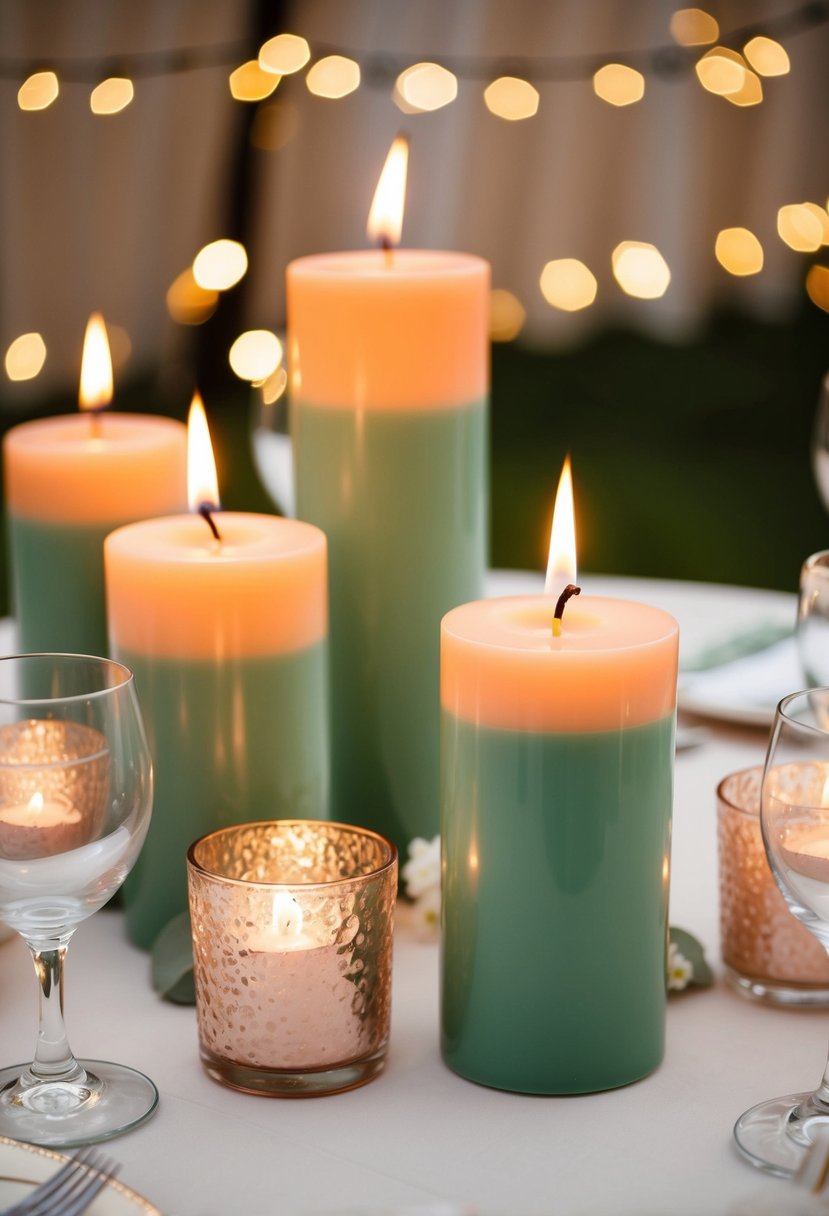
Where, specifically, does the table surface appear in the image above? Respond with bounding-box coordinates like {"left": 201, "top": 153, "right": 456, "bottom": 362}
{"left": 0, "top": 573, "right": 817, "bottom": 1216}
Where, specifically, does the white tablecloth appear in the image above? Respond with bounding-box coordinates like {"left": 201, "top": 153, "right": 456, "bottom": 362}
{"left": 0, "top": 575, "right": 817, "bottom": 1216}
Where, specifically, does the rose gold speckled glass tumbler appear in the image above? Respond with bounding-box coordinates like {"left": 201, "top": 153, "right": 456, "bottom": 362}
{"left": 187, "top": 820, "right": 397, "bottom": 1096}
{"left": 717, "top": 767, "right": 829, "bottom": 1005}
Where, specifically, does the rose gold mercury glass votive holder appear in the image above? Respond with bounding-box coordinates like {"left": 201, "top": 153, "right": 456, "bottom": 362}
{"left": 717, "top": 767, "right": 829, "bottom": 1004}
{"left": 187, "top": 820, "right": 397, "bottom": 1097}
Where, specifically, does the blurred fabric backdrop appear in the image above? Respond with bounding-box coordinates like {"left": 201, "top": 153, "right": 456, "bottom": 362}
{"left": 1, "top": 0, "right": 828, "bottom": 612}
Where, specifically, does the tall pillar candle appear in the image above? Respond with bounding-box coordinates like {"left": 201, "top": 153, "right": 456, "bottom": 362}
{"left": 288, "top": 249, "right": 488, "bottom": 853}
{"left": 440, "top": 594, "right": 678, "bottom": 1093}
{"left": 104, "top": 513, "right": 329, "bottom": 948}
{"left": 4, "top": 414, "right": 187, "bottom": 656}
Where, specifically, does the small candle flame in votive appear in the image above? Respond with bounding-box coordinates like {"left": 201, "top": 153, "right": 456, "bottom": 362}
{"left": 79, "top": 313, "right": 113, "bottom": 436}
{"left": 271, "top": 892, "right": 303, "bottom": 938}
{"left": 545, "top": 455, "right": 577, "bottom": 603}
{"left": 27, "top": 791, "right": 44, "bottom": 817}
{"left": 187, "top": 391, "right": 222, "bottom": 542}
{"left": 367, "top": 133, "right": 409, "bottom": 256}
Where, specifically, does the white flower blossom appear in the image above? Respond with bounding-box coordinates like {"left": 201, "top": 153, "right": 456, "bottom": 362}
{"left": 668, "top": 941, "right": 693, "bottom": 991}
{"left": 402, "top": 835, "right": 441, "bottom": 900}
{"left": 411, "top": 884, "right": 441, "bottom": 941}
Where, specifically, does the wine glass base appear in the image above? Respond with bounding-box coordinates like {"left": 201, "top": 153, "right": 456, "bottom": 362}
{"left": 734, "top": 1091, "right": 829, "bottom": 1178}
{"left": 0, "top": 1059, "right": 158, "bottom": 1148}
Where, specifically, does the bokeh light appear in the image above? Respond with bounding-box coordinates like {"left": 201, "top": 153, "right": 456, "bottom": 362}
{"left": 723, "top": 69, "right": 763, "bottom": 107}
{"left": 261, "top": 365, "right": 288, "bottom": 404}
{"left": 489, "top": 289, "right": 526, "bottom": 341}
{"left": 778, "top": 204, "right": 824, "bottom": 252}
{"left": 483, "top": 77, "right": 539, "bottom": 121}
{"left": 306, "top": 55, "right": 360, "bottom": 99}
{"left": 714, "top": 228, "right": 764, "bottom": 275}
{"left": 193, "top": 240, "right": 248, "bottom": 291}
{"left": 229, "top": 60, "right": 280, "bottom": 102}
{"left": 612, "top": 242, "right": 671, "bottom": 299}
{"left": 18, "top": 71, "right": 59, "bottom": 111}
{"left": 669, "top": 9, "right": 719, "bottom": 46}
{"left": 806, "top": 265, "right": 829, "bottom": 313}
{"left": 259, "top": 33, "right": 310, "bottom": 75}
{"left": 593, "top": 64, "right": 645, "bottom": 106}
{"left": 166, "top": 269, "right": 219, "bottom": 325}
{"left": 229, "top": 330, "right": 284, "bottom": 382}
{"left": 743, "top": 36, "right": 790, "bottom": 76}
{"left": 695, "top": 48, "right": 747, "bottom": 96}
{"left": 250, "top": 100, "right": 300, "bottom": 150}
{"left": 4, "top": 333, "right": 46, "bottom": 381}
{"left": 540, "top": 260, "right": 598, "bottom": 311}
{"left": 395, "top": 63, "right": 458, "bottom": 112}
{"left": 802, "top": 203, "right": 829, "bottom": 244}
{"left": 90, "top": 78, "right": 134, "bottom": 114}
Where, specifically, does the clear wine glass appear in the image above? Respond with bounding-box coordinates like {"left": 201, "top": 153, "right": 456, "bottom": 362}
{"left": 249, "top": 373, "right": 294, "bottom": 517}
{"left": 735, "top": 687, "right": 829, "bottom": 1176}
{"left": 0, "top": 653, "right": 156, "bottom": 1147}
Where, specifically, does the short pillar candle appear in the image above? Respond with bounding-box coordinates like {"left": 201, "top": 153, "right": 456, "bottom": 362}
{"left": 440, "top": 593, "right": 679, "bottom": 1093}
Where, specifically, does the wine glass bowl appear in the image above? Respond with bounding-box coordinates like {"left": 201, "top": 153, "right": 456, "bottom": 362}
{"left": 0, "top": 653, "right": 156, "bottom": 1147}
{"left": 797, "top": 551, "right": 829, "bottom": 689}
{"left": 735, "top": 688, "right": 829, "bottom": 1175}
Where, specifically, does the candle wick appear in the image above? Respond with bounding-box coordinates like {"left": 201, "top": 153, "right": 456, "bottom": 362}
{"left": 88, "top": 408, "right": 104, "bottom": 440}
{"left": 379, "top": 233, "right": 394, "bottom": 269}
{"left": 199, "top": 503, "right": 222, "bottom": 542}
{"left": 552, "top": 584, "right": 581, "bottom": 638}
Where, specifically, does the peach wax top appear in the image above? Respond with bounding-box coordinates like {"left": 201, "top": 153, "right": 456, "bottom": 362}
{"left": 441, "top": 595, "right": 679, "bottom": 733}
{"left": 286, "top": 250, "right": 489, "bottom": 410}
{"left": 104, "top": 513, "right": 327, "bottom": 660}
{"left": 4, "top": 413, "right": 187, "bottom": 525}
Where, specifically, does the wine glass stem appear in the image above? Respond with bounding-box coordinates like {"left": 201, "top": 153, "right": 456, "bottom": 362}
{"left": 27, "top": 942, "right": 84, "bottom": 1085}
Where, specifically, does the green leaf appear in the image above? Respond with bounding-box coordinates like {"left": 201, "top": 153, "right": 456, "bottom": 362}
{"left": 669, "top": 925, "right": 713, "bottom": 990}
{"left": 151, "top": 911, "right": 196, "bottom": 1005}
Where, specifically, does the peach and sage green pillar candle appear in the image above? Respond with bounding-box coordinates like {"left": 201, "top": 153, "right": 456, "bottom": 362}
{"left": 104, "top": 513, "right": 329, "bottom": 948}
{"left": 440, "top": 593, "right": 679, "bottom": 1094}
{"left": 288, "top": 249, "right": 489, "bottom": 855}
{"left": 4, "top": 413, "right": 187, "bottom": 656}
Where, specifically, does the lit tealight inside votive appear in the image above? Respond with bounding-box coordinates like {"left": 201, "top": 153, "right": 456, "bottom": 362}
{"left": 187, "top": 820, "right": 397, "bottom": 1097}
{"left": 0, "top": 720, "right": 110, "bottom": 860}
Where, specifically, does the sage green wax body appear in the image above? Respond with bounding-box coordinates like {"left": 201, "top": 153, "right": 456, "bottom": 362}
{"left": 116, "top": 645, "right": 328, "bottom": 948}
{"left": 294, "top": 401, "right": 486, "bottom": 850}
{"left": 9, "top": 515, "right": 117, "bottom": 656}
{"left": 441, "top": 713, "right": 674, "bottom": 1094}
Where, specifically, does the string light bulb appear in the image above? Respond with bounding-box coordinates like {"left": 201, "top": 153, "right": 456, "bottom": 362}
{"left": 778, "top": 204, "right": 824, "bottom": 252}
{"left": 489, "top": 289, "right": 526, "bottom": 341}
{"left": 4, "top": 333, "right": 46, "bottom": 381}
{"left": 483, "top": 77, "right": 539, "bottom": 121}
{"left": 192, "top": 240, "right": 248, "bottom": 291}
{"left": 743, "top": 36, "right": 790, "bottom": 76}
{"left": 612, "top": 242, "right": 671, "bottom": 299}
{"left": 305, "top": 55, "right": 360, "bottom": 98}
{"left": 18, "top": 71, "right": 59, "bottom": 111}
{"left": 593, "top": 64, "right": 645, "bottom": 106}
{"left": 540, "top": 259, "right": 597, "bottom": 311}
{"left": 90, "top": 77, "right": 134, "bottom": 114}
{"left": 229, "top": 60, "right": 280, "bottom": 102}
{"left": 395, "top": 63, "right": 457, "bottom": 112}
{"left": 715, "top": 228, "right": 764, "bottom": 275}
{"left": 229, "top": 331, "right": 283, "bottom": 382}
{"left": 695, "top": 47, "right": 747, "bottom": 96}
{"left": 669, "top": 8, "right": 719, "bottom": 46}
{"left": 259, "top": 33, "right": 310, "bottom": 75}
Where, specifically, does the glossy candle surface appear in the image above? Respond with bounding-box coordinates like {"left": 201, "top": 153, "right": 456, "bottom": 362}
{"left": 288, "top": 250, "right": 489, "bottom": 854}
{"left": 4, "top": 413, "right": 187, "bottom": 655}
{"left": 105, "top": 513, "right": 329, "bottom": 948}
{"left": 440, "top": 594, "right": 679, "bottom": 1094}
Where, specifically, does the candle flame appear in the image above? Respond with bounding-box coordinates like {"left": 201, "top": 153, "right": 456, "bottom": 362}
{"left": 367, "top": 134, "right": 409, "bottom": 249}
{"left": 271, "top": 892, "right": 303, "bottom": 937}
{"left": 545, "top": 455, "right": 577, "bottom": 599}
{"left": 187, "top": 391, "right": 220, "bottom": 512}
{"left": 79, "top": 312, "right": 113, "bottom": 410}
{"left": 28, "top": 791, "right": 44, "bottom": 815}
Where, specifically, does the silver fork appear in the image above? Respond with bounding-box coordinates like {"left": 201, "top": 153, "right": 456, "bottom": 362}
{"left": 0, "top": 1148, "right": 120, "bottom": 1216}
